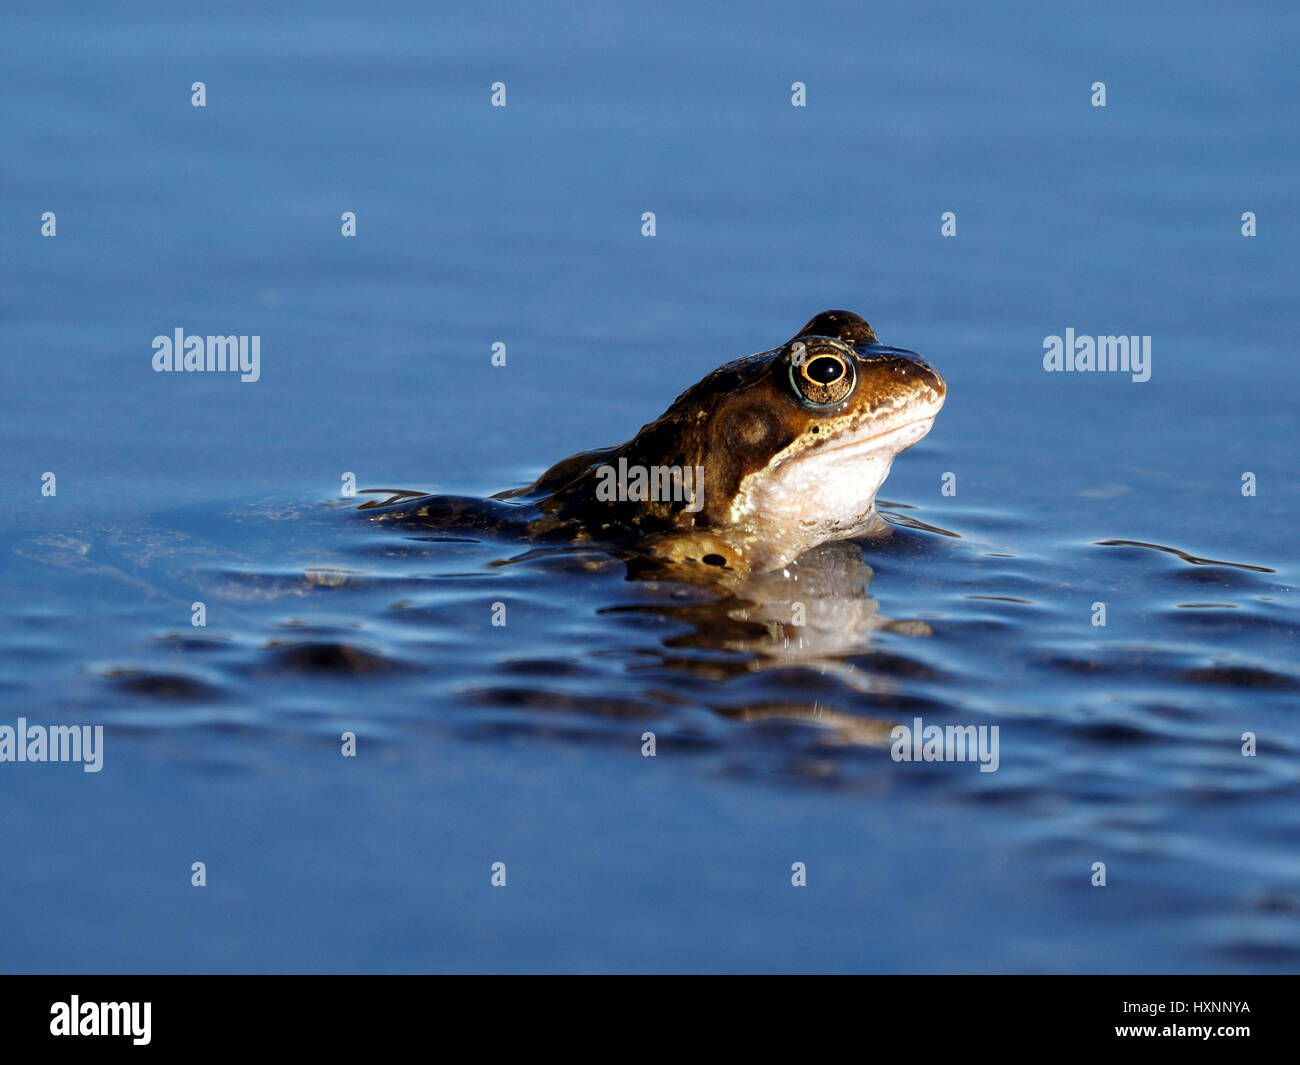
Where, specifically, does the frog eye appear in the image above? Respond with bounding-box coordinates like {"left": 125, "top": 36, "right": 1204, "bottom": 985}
{"left": 789, "top": 345, "right": 855, "bottom": 406}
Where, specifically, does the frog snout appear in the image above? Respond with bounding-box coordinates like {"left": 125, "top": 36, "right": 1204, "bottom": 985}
{"left": 872, "top": 347, "right": 946, "bottom": 405}
{"left": 905, "top": 356, "right": 946, "bottom": 402}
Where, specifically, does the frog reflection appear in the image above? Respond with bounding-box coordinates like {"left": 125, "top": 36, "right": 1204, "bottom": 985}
{"left": 607, "top": 537, "right": 935, "bottom": 746}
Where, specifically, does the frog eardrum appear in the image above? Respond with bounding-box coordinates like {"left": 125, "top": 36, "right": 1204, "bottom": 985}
{"left": 789, "top": 339, "right": 857, "bottom": 406}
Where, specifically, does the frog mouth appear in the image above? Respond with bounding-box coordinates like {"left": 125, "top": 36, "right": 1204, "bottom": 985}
{"left": 817, "top": 411, "right": 940, "bottom": 457}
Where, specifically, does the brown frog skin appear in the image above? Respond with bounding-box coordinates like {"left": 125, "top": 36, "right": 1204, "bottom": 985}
{"left": 361, "top": 310, "right": 945, "bottom": 582}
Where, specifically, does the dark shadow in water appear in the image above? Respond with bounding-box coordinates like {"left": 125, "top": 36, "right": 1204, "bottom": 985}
{"left": 1094, "top": 539, "right": 1276, "bottom": 573}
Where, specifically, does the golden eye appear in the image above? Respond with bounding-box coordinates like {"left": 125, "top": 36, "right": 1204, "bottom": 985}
{"left": 789, "top": 345, "right": 855, "bottom": 406}
{"left": 804, "top": 355, "right": 845, "bottom": 385}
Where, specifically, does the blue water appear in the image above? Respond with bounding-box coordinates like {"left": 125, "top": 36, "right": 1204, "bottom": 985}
{"left": 2, "top": 0, "right": 1298, "bottom": 972}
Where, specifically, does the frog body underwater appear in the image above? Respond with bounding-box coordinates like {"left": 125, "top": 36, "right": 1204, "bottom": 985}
{"left": 361, "top": 310, "right": 945, "bottom": 582}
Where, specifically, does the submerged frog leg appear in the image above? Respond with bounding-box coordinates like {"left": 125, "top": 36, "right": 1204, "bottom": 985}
{"left": 625, "top": 529, "right": 756, "bottom": 585}
{"left": 358, "top": 493, "right": 536, "bottom": 537}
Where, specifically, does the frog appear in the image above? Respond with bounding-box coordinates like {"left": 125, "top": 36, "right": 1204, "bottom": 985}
{"left": 360, "top": 310, "right": 945, "bottom": 582}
